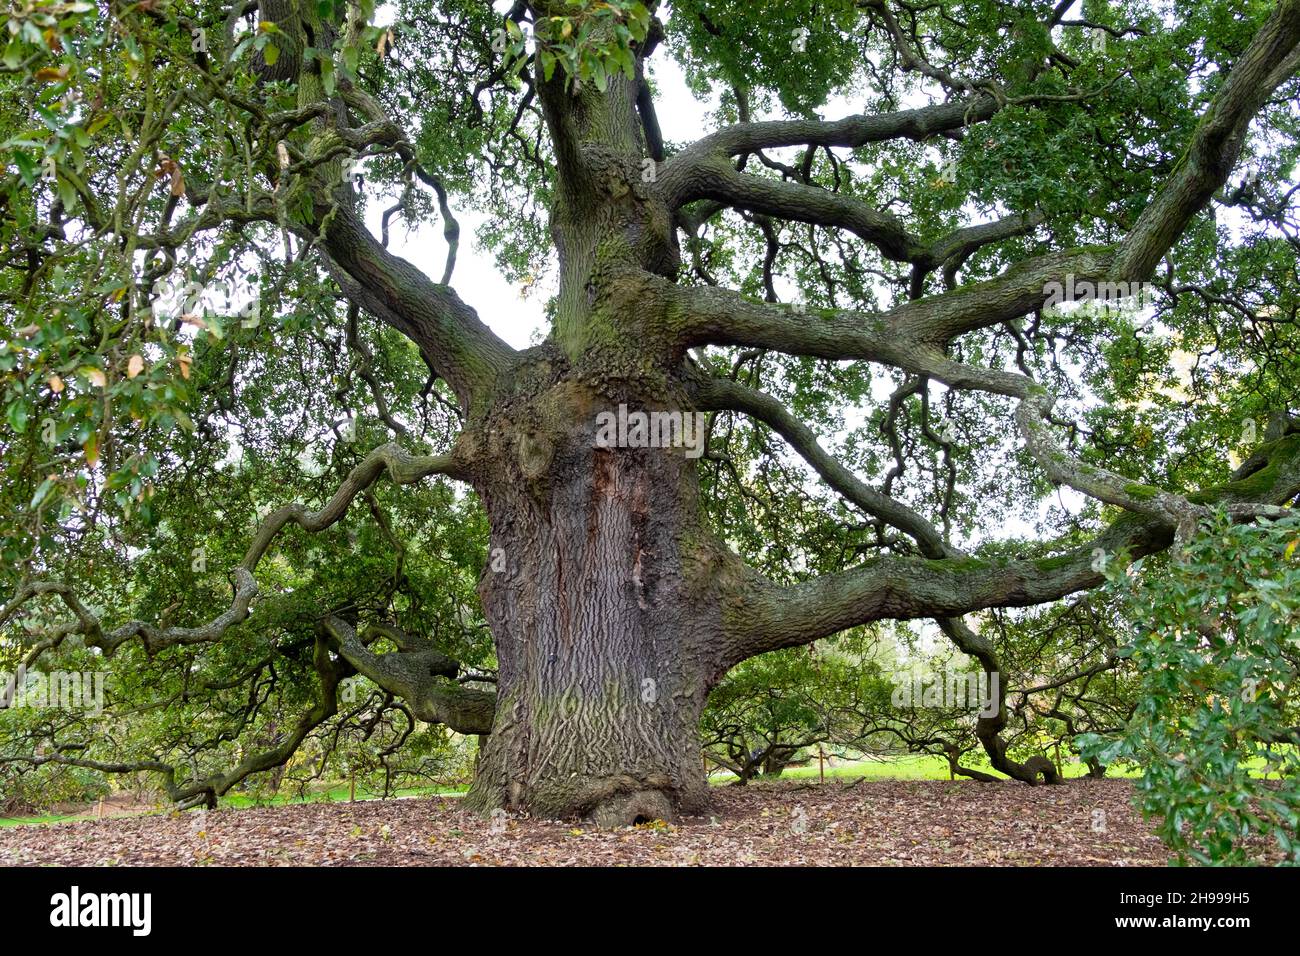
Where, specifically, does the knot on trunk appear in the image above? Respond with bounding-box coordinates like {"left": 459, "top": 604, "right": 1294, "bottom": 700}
{"left": 517, "top": 429, "right": 555, "bottom": 482}
{"left": 578, "top": 772, "right": 677, "bottom": 828}
{"left": 516, "top": 772, "right": 681, "bottom": 828}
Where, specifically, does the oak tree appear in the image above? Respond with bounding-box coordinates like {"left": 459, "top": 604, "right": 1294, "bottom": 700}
{"left": 3, "top": 0, "right": 1300, "bottom": 826}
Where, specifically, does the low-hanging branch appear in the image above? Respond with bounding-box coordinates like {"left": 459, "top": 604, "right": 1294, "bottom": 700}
{"left": 0, "top": 632, "right": 348, "bottom": 809}
{"left": 320, "top": 616, "right": 495, "bottom": 735}
{"left": 1, "top": 442, "right": 464, "bottom": 680}
{"left": 721, "top": 429, "right": 1300, "bottom": 665}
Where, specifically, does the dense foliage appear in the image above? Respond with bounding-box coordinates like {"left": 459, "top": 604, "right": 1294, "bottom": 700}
{"left": 1082, "top": 512, "right": 1300, "bottom": 865}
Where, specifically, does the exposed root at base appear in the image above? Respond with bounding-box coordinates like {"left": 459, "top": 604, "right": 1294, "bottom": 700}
{"left": 464, "top": 770, "right": 703, "bottom": 827}
{"left": 588, "top": 788, "right": 676, "bottom": 829}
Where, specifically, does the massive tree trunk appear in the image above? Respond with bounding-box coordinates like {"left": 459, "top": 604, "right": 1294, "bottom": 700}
{"left": 460, "top": 366, "right": 733, "bottom": 825}
{"left": 454, "top": 52, "right": 736, "bottom": 824}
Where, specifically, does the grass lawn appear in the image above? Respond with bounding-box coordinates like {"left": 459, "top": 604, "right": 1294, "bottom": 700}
{"left": 0, "top": 782, "right": 466, "bottom": 828}
{"left": 0, "top": 812, "right": 81, "bottom": 828}
{"left": 706, "top": 753, "right": 1143, "bottom": 785}
{"left": 219, "top": 782, "right": 464, "bottom": 809}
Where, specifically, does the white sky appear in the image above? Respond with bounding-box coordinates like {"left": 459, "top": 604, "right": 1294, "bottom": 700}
{"left": 364, "top": 51, "right": 718, "bottom": 349}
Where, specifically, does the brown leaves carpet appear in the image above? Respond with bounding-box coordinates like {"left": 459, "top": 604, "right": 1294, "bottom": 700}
{"left": 0, "top": 778, "right": 1173, "bottom": 866}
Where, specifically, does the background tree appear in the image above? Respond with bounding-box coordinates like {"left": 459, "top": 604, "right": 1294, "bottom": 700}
{"left": 700, "top": 635, "right": 870, "bottom": 784}
{"left": 2, "top": 0, "right": 1299, "bottom": 828}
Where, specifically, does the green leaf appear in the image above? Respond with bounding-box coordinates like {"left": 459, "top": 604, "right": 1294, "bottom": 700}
{"left": 57, "top": 177, "right": 76, "bottom": 212}
{"left": 11, "top": 149, "right": 36, "bottom": 185}
{"left": 6, "top": 400, "right": 29, "bottom": 433}
{"left": 30, "top": 477, "right": 57, "bottom": 510}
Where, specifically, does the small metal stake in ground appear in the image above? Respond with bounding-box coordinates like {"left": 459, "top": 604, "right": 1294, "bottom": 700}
{"left": 350, "top": 771, "right": 356, "bottom": 803}
{"left": 819, "top": 747, "right": 825, "bottom": 783}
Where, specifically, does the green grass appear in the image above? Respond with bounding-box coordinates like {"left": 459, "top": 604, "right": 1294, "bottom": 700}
{"left": 0, "top": 781, "right": 469, "bottom": 828}
{"left": 706, "top": 753, "right": 1144, "bottom": 784}
{"left": 0, "top": 812, "right": 87, "bottom": 828}
{"left": 218, "top": 782, "right": 465, "bottom": 809}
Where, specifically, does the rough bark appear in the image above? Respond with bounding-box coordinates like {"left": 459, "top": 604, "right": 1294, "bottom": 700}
{"left": 459, "top": 359, "right": 739, "bottom": 823}
{"left": 454, "top": 45, "right": 732, "bottom": 824}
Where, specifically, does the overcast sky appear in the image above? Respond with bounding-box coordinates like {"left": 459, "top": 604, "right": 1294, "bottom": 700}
{"left": 364, "top": 24, "right": 720, "bottom": 349}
